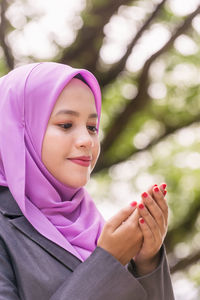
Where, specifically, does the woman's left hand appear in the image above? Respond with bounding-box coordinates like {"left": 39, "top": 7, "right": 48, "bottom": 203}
{"left": 134, "top": 183, "right": 168, "bottom": 275}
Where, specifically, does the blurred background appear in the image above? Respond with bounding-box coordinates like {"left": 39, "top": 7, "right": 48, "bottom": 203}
{"left": 1, "top": 0, "right": 200, "bottom": 298}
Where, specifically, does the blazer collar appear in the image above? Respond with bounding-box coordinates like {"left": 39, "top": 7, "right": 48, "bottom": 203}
{"left": 0, "top": 185, "right": 22, "bottom": 216}
{"left": 0, "top": 186, "right": 82, "bottom": 271}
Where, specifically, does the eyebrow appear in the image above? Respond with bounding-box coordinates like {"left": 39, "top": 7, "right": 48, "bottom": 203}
{"left": 54, "top": 109, "right": 98, "bottom": 118}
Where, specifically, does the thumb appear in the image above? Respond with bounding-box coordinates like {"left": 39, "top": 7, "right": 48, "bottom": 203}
{"left": 107, "top": 202, "right": 137, "bottom": 231}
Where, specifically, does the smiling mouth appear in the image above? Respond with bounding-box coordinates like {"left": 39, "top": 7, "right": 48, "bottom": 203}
{"left": 68, "top": 157, "right": 91, "bottom": 167}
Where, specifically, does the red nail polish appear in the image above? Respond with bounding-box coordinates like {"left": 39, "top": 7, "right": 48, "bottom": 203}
{"left": 140, "top": 218, "right": 145, "bottom": 224}
{"left": 162, "top": 183, "right": 167, "bottom": 189}
{"left": 130, "top": 201, "right": 137, "bottom": 207}
{"left": 154, "top": 187, "right": 159, "bottom": 192}
{"left": 142, "top": 192, "right": 148, "bottom": 198}
{"left": 139, "top": 203, "right": 144, "bottom": 209}
{"left": 153, "top": 184, "right": 157, "bottom": 187}
{"left": 163, "top": 190, "right": 167, "bottom": 196}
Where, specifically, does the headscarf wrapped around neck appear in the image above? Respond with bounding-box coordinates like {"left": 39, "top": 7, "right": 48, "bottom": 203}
{"left": 0, "top": 62, "right": 105, "bottom": 261}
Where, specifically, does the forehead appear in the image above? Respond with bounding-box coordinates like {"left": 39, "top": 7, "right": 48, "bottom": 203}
{"left": 51, "top": 78, "right": 97, "bottom": 115}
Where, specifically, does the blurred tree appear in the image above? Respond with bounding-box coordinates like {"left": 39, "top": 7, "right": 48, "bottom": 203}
{"left": 0, "top": 0, "right": 200, "bottom": 293}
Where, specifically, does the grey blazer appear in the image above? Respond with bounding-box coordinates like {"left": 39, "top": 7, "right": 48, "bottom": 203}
{"left": 0, "top": 186, "right": 175, "bottom": 300}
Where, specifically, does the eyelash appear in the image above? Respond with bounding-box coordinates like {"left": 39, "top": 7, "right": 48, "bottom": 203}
{"left": 58, "top": 123, "right": 98, "bottom": 133}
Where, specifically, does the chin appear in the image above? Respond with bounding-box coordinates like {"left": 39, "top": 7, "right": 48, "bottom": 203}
{"left": 62, "top": 177, "right": 89, "bottom": 188}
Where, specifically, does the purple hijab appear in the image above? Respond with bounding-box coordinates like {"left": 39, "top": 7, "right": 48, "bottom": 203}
{"left": 0, "top": 62, "right": 105, "bottom": 261}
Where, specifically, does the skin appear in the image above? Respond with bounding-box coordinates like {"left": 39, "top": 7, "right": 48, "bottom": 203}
{"left": 41, "top": 78, "right": 168, "bottom": 275}
{"left": 135, "top": 184, "right": 168, "bottom": 275}
{"left": 41, "top": 78, "right": 100, "bottom": 188}
{"left": 97, "top": 206, "right": 143, "bottom": 266}
{"left": 98, "top": 184, "right": 168, "bottom": 274}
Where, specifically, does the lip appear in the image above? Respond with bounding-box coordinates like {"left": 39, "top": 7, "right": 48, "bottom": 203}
{"left": 68, "top": 156, "right": 92, "bottom": 167}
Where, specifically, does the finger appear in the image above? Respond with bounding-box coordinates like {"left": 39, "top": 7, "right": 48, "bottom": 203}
{"left": 152, "top": 186, "right": 168, "bottom": 225}
{"left": 139, "top": 218, "right": 163, "bottom": 258}
{"left": 138, "top": 217, "right": 155, "bottom": 244}
{"left": 115, "top": 208, "right": 142, "bottom": 237}
{"left": 126, "top": 205, "right": 140, "bottom": 224}
{"left": 107, "top": 203, "right": 137, "bottom": 231}
{"left": 138, "top": 203, "right": 161, "bottom": 239}
{"left": 140, "top": 193, "right": 166, "bottom": 235}
{"left": 148, "top": 183, "right": 167, "bottom": 197}
{"left": 147, "top": 184, "right": 157, "bottom": 197}
{"left": 159, "top": 183, "right": 167, "bottom": 192}
{"left": 159, "top": 183, "right": 167, "bottom": 197}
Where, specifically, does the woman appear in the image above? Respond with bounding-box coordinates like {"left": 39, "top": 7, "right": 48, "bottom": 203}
{"left": 0, "top": 62, "right": 174, "bottom": 299}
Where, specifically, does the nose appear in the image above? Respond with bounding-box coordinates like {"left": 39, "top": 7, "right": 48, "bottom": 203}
{"left": 75, "top": 128, "right": 94, "bottom": 149}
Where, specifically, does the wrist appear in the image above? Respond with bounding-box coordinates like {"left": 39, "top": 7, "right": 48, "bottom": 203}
{"left": 134, "top": 251, "right": 161, "bottom": 276}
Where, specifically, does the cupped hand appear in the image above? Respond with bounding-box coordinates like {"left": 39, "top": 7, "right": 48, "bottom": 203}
{"left": 134, "top": 183, "right": 168, "bottom": 275}
{"left": 97, "top": 202, "right": 143, "bottom": 266}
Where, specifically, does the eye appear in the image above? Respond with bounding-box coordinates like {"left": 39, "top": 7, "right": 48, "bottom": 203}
{"left": 87, "top": 125, "right": 98, "bottom": 133}
{"left": 58, "top": 123, "right": 72, "bottom": 130}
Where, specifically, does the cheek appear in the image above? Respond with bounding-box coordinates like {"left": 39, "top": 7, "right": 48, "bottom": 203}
{"left": 41, "top": 128, "right": 69, "bottom": 163}
{"left": 41, "top": 133, "right": 55, "bottom": 165}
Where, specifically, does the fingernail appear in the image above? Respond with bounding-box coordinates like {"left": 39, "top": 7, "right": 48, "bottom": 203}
{"left": 163, "top": 190, "right": 167, "bottom": 196}
{"left": 154, "top": 187, "right": 159, "bottom": 192}
{"left": 153, "top": 184, "right": 157, "bottom": 187}
{"left": 139, "top": 203, "right": 144, "bottom": 209}
{"left": 141, "top": 192, "right": 148, "bottom": 198}
{"left": 140, "top": 218, "right": 145, "bottom": 224}
{"left": 130, "top": 201, "right": 137, "bottom": 207}
{"left": 162, "top": 183, "right": 167, "bottom": 189}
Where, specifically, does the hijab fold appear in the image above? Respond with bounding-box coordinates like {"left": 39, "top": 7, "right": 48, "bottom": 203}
{"left": 0, "top": 62, "right": 104, "bottom": 261}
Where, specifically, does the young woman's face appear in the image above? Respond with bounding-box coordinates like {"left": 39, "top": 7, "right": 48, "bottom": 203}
{"left": 41, "top": 78, "right": 100, "bottom": 188}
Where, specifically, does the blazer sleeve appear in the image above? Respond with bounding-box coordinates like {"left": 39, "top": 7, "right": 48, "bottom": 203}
{"left": 0, "top": 237, "right": 20, "bottom": 300}
{"left": 127, "top": 245, "right": 175, "bottom": 300}
{"left": 50, "top": 245, "right": 175, "bottom": 300}
{"left": 50, "top": 246, "right": 147, "bottom": 300}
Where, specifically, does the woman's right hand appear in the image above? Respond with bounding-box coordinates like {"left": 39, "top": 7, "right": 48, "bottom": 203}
{"left": 97, "top": 203, "right": 143, "bottom": 265}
